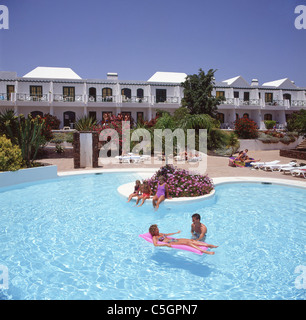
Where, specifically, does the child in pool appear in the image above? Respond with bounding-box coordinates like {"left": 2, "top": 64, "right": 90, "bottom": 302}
{"left": 135, "top": 181, "right": 152, "bottom": 207}
{"left": 149, "top": 224, "right": 218, "bottom": 255}
{"left": 127, "top": 180, "right": 141, "bottom": 202}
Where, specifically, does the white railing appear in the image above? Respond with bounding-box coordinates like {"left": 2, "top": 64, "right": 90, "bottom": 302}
{"left": 291, "top": 100, "right": 306, "bottom": 107}
{"left": 53, "top": 94, "right": 83, "bottom": 102}
{"left": 17, "top": 93, "right": 48, "bottom": 102}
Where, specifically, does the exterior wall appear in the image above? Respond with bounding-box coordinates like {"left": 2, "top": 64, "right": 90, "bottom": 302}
{"left": 0, "top": 165, "right": 58, "bottom": 188}
{"left": 0, "top": 73, "right": 305, "bottom": 129}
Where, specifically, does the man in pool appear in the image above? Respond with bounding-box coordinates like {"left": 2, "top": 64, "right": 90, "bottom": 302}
{"left": 191, "top": 213, "right": 207, "bottom": 241}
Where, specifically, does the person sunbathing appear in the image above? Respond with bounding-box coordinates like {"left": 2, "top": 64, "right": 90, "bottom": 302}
{"left": 149, "top": 224, "right": 218, "bottom": 255}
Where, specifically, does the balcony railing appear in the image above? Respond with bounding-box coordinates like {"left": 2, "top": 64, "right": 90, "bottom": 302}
{"left": 53, "top": 94, "right": 83, "bottom": 102}
{"left": 291, "top": 100, "right": 306, "bottom": 107}
{"left": 17, "top": 93, "right": 48, "bottom": 102}
{"left": 122, "top": 96, "right": 149, "bottom": 103}
{"left": 154, "top": 96, "right": 180, "bottom": 104}
{"left": 88, "top": 95, "right": 115, "bottom": 103}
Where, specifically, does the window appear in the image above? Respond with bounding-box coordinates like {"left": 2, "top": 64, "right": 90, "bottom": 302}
{"left": 63, "top": 87, "right": 75, "bottom": 102}
{"left": 234, "top": 91, "right": 239, "bottom": 98}
{"left": 156, "top": 89, "right": 167, "bottom": 103}
{"left": 89, "top": 111, "right": 96, "bottom": 121}
{"left": 30, "top": 85, "right": 43, "bottom": 101}
{"left": 137, "top": 88, "right": 144, "bottom": 99}
{"left": 30, "top": 111, "right": 43, "bottom": 118}
{"left": 244, "top": 92, "right": 250, "bottom": 101}
{"left": 63, "top": 111, "right": 76, "bottom": 127}
{"left": 121, "top": 88, "right": 131, "bottom": 101}
{"left": 6, "top": 85, "right": 14, "bottom": 101}
{"left": 217, "top": 112, "right": 224, "bottom": 124}
{"left": 216, "top": 91, "right": 225, "bottom": 98}
{"left": 137, "top": 112, "right": 144, "bottom": 123}
{"left": 264, "top": 114, "right": 272, "bottom": 121}
{"left": 89, "top": 87, "right": 96, "bottom": 102}
{"left": 265, "top": 92, "right": 273, "bottom": 103}
{"left": 102, "top": 88, "right": 113, "bottom": 102}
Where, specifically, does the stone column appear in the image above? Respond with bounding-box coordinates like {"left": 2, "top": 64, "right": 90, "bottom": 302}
{"left": 73, "top": 131, "right": 99, "bottom": 168}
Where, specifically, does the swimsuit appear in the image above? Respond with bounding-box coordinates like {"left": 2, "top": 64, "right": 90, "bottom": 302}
{"left": 143, "top": 193, "right": 150, "bottom": 197}
{"left": 156, "top": 182, "right": 166, "bottom": 198}
{"left": 158, "top": 235, "right": 178, "bottom": 243}
{"left": 192, "top": 231, "right": 206, "bottom": 241}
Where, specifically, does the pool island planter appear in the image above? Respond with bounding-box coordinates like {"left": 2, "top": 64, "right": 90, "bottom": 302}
{"left": 117, "top": 181, "right": 216, "bottom": 204}
{"left": 0, "top": 165, "right": 58, "bottom": 188}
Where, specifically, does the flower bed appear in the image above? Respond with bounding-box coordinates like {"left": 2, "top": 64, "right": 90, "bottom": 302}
{"left": 146, "top": 165, "right": 214, "bottom": 198}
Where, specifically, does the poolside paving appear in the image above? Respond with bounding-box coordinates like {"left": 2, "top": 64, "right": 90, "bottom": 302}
{"left": 40, "top": 150, "right": 306, "bottom": 182}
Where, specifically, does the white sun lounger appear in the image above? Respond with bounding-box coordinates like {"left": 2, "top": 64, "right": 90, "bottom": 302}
{"left": 291, "top": 169, "right": 306, "bottom": 178}
{"left": 262, "top": 161, "right": 297, "bottom": 171}
{"left": 251, "top": 160, "right": 280, "bottom": 169}
{"left": 281, "top": 165, "right": 306, "bottom": 175}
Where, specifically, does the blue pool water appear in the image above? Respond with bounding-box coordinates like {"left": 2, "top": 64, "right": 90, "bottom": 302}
{"left": 0, "top": 173, "right": 305, "bottom": 300}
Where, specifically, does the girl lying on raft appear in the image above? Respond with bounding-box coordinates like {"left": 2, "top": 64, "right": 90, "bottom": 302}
{"left": 149, "top": 224, "right": 218, "bottom": 255}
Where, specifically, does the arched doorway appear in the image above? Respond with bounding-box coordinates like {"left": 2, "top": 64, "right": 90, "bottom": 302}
{"left": 283, "top": 93, "right": 291, "bottom": 103}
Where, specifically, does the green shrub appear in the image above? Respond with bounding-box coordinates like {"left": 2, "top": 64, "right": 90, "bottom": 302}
{"left": 0, "top": 135, "right": 23, "bottom": 171}
{"left": 264, "top": 120, "right": 276, "bottom": 129}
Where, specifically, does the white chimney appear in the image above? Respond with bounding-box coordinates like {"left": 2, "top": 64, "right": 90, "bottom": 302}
{"left": 251, "top": 79, "right": 259, "bottom": 86}
{"left": 107, "top": 73, "right": 118, "bottom": 80}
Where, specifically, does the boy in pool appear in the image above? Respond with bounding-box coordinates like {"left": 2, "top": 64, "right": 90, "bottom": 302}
{"left": 191, "top": 213, "right": 207, "bottom": 241}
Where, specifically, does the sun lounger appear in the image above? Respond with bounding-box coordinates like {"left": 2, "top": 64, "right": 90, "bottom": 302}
{"left": 251, "top": 160, "right": 280, "bottom": 169}
{"left": 281, "top": 165, "right": 306, "bottom": 175}
{"left": 291, "top": 168, "right": 306, "bottom": 178}
{"left": 262, "top": 161, "right": 297, "bottom": 171}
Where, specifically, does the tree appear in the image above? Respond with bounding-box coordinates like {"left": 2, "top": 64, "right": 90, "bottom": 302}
{"left": 286, "top": 109, "right": 306, "bottom": 137}
{"left": 181, "top": 68, "right": 224, "bottom": 117}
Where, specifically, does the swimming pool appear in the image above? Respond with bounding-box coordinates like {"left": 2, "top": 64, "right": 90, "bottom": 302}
{"left": 0, "top": 173, "right": 305, "bottom": 300}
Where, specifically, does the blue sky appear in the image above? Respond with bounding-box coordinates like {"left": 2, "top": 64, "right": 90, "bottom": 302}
{"left": 0, "top": 0, "right": 305, "bottom": 86}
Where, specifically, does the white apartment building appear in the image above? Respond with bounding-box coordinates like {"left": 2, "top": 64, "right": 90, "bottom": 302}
{"left": 0, "top": 67, "right": 305, "bottom": 129}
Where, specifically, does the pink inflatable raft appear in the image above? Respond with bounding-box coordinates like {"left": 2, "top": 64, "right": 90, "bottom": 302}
{"left": 139, "top": 232, "right": 209, "bottom": 255}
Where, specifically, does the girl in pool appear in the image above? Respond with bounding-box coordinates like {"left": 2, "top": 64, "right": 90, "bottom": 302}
{"left": 135, "top": 180, "right": 152, "bottom": 207}
{"left": 149, "top": 224, "right": 218, "bottom": 255}
{"left": 127, "top": 180, "right": 141, "bottom": 202}
{"left": 152, "top": 176, "right": 170, "bottom": 210}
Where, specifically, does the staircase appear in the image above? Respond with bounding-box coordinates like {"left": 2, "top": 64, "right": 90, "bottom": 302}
{"left": 296, "top": 138, "right": 306, "bottom": 150}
